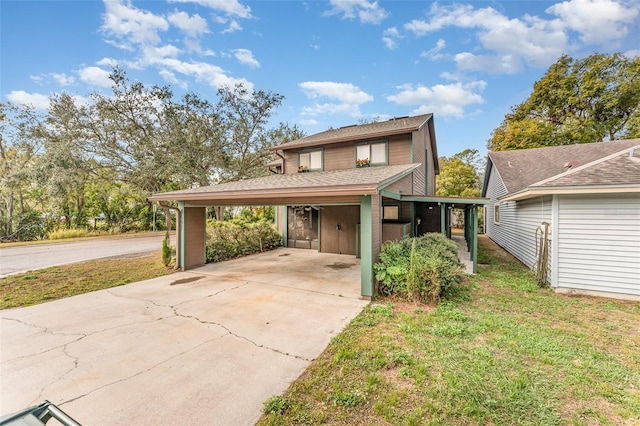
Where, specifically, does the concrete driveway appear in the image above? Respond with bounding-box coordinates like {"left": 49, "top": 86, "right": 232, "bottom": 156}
{"left": 0, "top": 248, "right": 368, "bottom": 425}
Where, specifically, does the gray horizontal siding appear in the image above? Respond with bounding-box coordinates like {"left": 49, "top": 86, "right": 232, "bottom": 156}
{"left": 485, "top": 168, "right": 552, "bottom": 270}
{"left": 557, "top": 194, "right": 640, "bottom": 296}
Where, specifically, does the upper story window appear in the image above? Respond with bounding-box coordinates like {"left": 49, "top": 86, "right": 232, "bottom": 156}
{"left": 356, "top": 141, "right": 387, "bottom": 167}
{"left": 298, "top": 149, "right": 322, "bottom": 172}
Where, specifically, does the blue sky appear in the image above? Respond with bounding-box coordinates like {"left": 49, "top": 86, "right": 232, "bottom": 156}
{"left": 2, "top": 0, "right": 639, "bottom": 157}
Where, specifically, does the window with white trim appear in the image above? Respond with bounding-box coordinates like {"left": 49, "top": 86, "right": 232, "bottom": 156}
{"left": 356, "top": 141, "right": 387, "bottom": 166}
{"left": 493, "top": 204, "right": 500, "bottom": 224}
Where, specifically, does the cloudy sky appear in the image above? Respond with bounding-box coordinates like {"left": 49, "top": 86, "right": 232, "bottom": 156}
{"left": 2, "top": 0, "right": 639, "bottom": 157}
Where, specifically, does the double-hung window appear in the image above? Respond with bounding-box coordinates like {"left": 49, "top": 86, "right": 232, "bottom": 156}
{"left": 298, "top": 149, "right": 322, "bottom": 172}
{"left": 356, "top": 141, "right": 387, "bottom": 166}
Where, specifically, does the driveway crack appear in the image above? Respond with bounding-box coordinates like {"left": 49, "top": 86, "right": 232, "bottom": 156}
{"left": 171, "top": 307, "right": 311, "bottom": 362}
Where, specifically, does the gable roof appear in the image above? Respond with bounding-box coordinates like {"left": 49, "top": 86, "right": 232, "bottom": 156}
{"left": 272, "top": 114, "right": 433, "bottom": 151}
{"left": 149, "top": 163, "right": 420, "bottom": 204}
{"left": 484, "top": 139, "right": 640, "bottom": 196}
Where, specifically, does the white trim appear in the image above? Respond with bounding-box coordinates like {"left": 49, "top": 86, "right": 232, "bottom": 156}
{"left": 551, "top": 195, "right": 559, "bottom": 288}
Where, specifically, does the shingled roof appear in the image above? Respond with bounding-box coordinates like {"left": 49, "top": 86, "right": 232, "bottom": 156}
{"left": 272, "top": 114, "right": 433, "bottom": 150}
{"left": 486, "top": 139, "right": 640, "bottom": 195}
{"left": 149, "top": 163, "right": 420, "bottom": 203}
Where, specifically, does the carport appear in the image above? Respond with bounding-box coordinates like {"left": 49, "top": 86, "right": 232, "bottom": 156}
{"left": 149, "top": 164, "right": 421, "bottom": 299}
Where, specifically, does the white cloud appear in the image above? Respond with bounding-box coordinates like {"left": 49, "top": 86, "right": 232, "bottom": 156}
{"left": 325, "top": 0, "right": 388, "bottom": 24}
{"left": 625, "top": 49, "right": 640, "bottom": 58}
{"left": 221, "top": 19, "right": 243, "bottom": 33}
{"left": 299, "top": 81, "right": 373, "bottom": 118}
{"left": 139, "top": 44, "right": 182, "bottom": 66}
{"left": 420, "top": 38, "right": 446, "bottom": 60}
{"left": 154, "top": 58, "right": 253, "bottom": 90}
{"left": 168, "top": 0, "right": 252, "bottom": 19}
{"left": 97, "top": 57, "right": 120, "bottom": 67}
{"left": 387, "top": 81, "right": 486, "bottom": 118}
{"left": 382, "top": 27, "right": 401, "bottom": 49}
{"left": 299, "top": 118, "right": 319, "bottom": 126}
{"left": 168, "top": 11, "right": 209, "bottom": 38}
{"left": 300, "top": 81, "right": 373, "bottom": 104}
{"left": 78, "top": 66, "right": 113, "bottom": 87}
{"left": 401, "top": 1, "right": 639, "bottom": 74}
{"left": 233, "top": 48, "right": 260, "bottom": 68}
{"left": 101, "top": 0, "right": 169, "bottom": 47}
{"left": 30, "top": 73, "right": 76, "bottom": 86}
{"left": 6, "top": 91, "right": 50, "bottom": 110}
{"left": 159, "top": 69, "right": 188, "bottom": 89}
{"left": 546, "top": 0, "right": 639, "bottom": 45}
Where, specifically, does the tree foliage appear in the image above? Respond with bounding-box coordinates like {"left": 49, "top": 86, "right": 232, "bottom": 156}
{"left": 489, "top": 53, "right": 640, "bottom": 151}
{"left": 436, "top": 149, "right": 482, "bottom": 198}
{"left": 0, "top": 67, "right": 301, "bottom": 240}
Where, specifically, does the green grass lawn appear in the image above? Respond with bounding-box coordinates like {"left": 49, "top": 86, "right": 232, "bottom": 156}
{"left": 259, "top": 236, "right": 640, "bottom": 425}
{"left": 0, "top": 252, "right": 173, "bottom": 309}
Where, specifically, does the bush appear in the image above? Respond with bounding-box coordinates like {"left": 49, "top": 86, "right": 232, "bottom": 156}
{"left": 373, "top": 233, "right": 465, "bottom": 303}
{"left": 263, "top": 395, "right": 287, "bottom": 415}
{"left": 161, "top": 231, "right": 174, "bottom": 266}
{"left": 47, "top": 228, "right": 91, "bottom": 240}
{"left": 205, "top": 218, "right": 282, "bottom": 263}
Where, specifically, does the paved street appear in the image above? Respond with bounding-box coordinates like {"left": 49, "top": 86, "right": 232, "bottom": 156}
{"left": 0, "top": 233, "right": 169, "bottom": 277}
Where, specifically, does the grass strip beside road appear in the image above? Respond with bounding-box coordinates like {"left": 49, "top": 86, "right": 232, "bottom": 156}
{"left": 0, "top": 252, "right": 173, "bottom": 309}
{"left": 259, "top": 236, "right": 640, "bottom": 425}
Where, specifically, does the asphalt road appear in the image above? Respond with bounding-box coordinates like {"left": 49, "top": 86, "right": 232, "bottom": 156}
{"left": 0, "top": 233, "right": 169, "bottom": 277}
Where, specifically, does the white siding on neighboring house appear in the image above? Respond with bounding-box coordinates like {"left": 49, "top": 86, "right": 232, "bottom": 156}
{"left": 556, "top": 193, "right": 640, "bottom": 298}
{"left": 485, "top": 167, "right": 552, "bottom": 270}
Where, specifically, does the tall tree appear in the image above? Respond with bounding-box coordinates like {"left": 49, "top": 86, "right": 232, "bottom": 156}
{"left": 0, "top": 102, "right": 45, "bottom": 238}
{"left": 436, "top": 149, "right": 482, "bottom": 198}
{"left": 215, "top": 83, "right": 285, "bottom": 182}
{"left": 489, "top": 53, "right": 640, "bottom": 151}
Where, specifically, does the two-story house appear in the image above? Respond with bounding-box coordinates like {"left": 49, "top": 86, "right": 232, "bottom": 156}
{"left": 150, "top": 114, "right": 486, "bottom": 298}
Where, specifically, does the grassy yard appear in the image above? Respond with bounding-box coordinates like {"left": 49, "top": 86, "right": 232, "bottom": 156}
{"left": 259, "top": 236, "right": 640, "bottom": 425}
{"left": 0, "top": 252, "right": 173, "bottom": 309}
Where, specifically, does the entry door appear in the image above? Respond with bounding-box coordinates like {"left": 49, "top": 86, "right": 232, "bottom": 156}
{"left": 320, "top": 206, "right": 359, "bottom": 255}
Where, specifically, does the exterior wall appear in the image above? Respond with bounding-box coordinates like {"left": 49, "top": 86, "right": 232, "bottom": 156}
{"left": 281, "top": 134, "right": 413, "bottom": 175}
{"left": 183, "top": 206, "right": 206, "bottom": 269}
{"left": 485, "top": 168, "right": 552, "bottom": 269}
{"left": 383, "top": 174, "right": 413, "bottom": 196}
{"left": 555, "top": 193, "right": 640, "bottom": 298}
{"left": 388, "top": 135, "right": 411, "bottom": 164}
{"left": 412, "top": 126, "right": 428, "bottom": 195}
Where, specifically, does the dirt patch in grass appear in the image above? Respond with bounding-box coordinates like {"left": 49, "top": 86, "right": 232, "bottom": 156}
{"left": 0, "top": 251, "right": 173, "bottom": 309}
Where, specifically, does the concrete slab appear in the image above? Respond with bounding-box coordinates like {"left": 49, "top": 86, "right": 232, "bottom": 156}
{"left": 0, "top": 248, "right": 368, "bottom": 425}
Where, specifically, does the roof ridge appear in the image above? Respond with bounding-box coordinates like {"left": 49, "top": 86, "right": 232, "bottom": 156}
{"left": 529, "top": 143, "right": 640, "bottom": 188}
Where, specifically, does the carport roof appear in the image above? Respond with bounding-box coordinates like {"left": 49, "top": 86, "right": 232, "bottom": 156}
{"left": 149, "top": 163, "right": 421, "bottom": 203}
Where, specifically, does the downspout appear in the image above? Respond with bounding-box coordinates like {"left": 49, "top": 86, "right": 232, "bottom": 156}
{"left": 158, "top": 201, "right": 181, "bottom": 270}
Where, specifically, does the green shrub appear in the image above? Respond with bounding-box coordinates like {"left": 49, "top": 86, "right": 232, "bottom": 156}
{"left": 373, "top": 233, "right": 465, "bottom": 303}
{"left": 263, "top": 395, "right": 287, "bottom": 415}
{"left": 205, "top": 219, "right": 282, "bottom": 262}
{"left": 161, "top": 231, "right": 174, "bottom": 266}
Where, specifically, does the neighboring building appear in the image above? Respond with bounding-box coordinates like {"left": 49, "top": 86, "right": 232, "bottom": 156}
{"left": 482, "top": 139, "right": 640, "bottom": 300}
{"left": 150, "top": 114, "right": 487, "bottom": 298}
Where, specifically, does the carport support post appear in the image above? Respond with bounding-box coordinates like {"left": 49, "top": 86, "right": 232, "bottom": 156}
{"left": 360, "top": 195, "right": 373, "bottom": 298}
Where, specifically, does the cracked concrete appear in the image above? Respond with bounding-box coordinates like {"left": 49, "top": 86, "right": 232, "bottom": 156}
{"left": 0, "top": 248, "right": 368, "bottom": 425}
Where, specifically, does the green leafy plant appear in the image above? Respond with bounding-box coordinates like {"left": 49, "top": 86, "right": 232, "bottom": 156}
{"left": 263, "top": 395, "right": 287, "bottom": 415}
{"left": 206, "top": 218, "right": 282, "bottom": 262}
{"left": 373, "top": 233, "right": 465, "bottom": 303}
{"left": 161, "top": 231, "right": 173, "bottom": 266}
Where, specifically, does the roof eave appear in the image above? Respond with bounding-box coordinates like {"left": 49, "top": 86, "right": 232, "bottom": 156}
{"left": 500, "top": 184, "right": 640, "bottom": 202}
